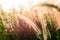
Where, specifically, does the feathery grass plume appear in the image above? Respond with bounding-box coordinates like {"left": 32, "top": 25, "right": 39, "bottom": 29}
{"left": 31, "top": 5, "right": 48, "bottom": 40}
{"left": 40, "top": 3, "right": 60, "bottom": 40}
{"left": 36, "top": 13, "right": 47, "bottom": 40}
{"left": 5, "top": 14, "right": 20, "bottom": 40}
{"left": 44, "top": 13, "right": 60, "bottom": 40}
{"left": 15, "top": 14, "right": 41, "bottom": 40}
{"left": 19, "top": 8, "right": 43, "bottom": 40}
{"left": 41, "top": 3, "right": 60, "bottom": 29}
{"left": 32, "top": 3, "right": 60, "bottom": 40}
{"left": 0, "top": 5, "right": 20, "bottom": 40}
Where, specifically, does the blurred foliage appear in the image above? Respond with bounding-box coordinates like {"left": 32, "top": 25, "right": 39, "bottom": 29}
{"left": 0, "top": 15, "right": 6, "bottom": 40}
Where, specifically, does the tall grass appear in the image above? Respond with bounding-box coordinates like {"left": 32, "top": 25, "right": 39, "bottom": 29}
{"left": 0, "top": 3, "right": 60, "bottom": 40}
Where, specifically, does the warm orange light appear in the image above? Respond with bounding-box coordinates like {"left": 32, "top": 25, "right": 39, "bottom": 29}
{"left": 0, "top": 0, "right": 46, "bottom": 12}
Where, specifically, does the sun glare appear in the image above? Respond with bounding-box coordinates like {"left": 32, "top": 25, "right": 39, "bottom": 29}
{"left": 0, "top": 0, "right": 46, "bottom": 12}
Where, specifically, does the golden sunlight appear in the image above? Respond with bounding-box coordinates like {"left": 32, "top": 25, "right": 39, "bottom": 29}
{"left": 0, "top": 0, "right": 46, "bottom": 12}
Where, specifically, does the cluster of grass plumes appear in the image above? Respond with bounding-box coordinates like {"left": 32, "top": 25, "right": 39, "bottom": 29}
{"left": 0, "top": 5, "right": 43, "bottom": 40}
{"left": 0, "top": 3, "right": 60, "bottom": 40}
